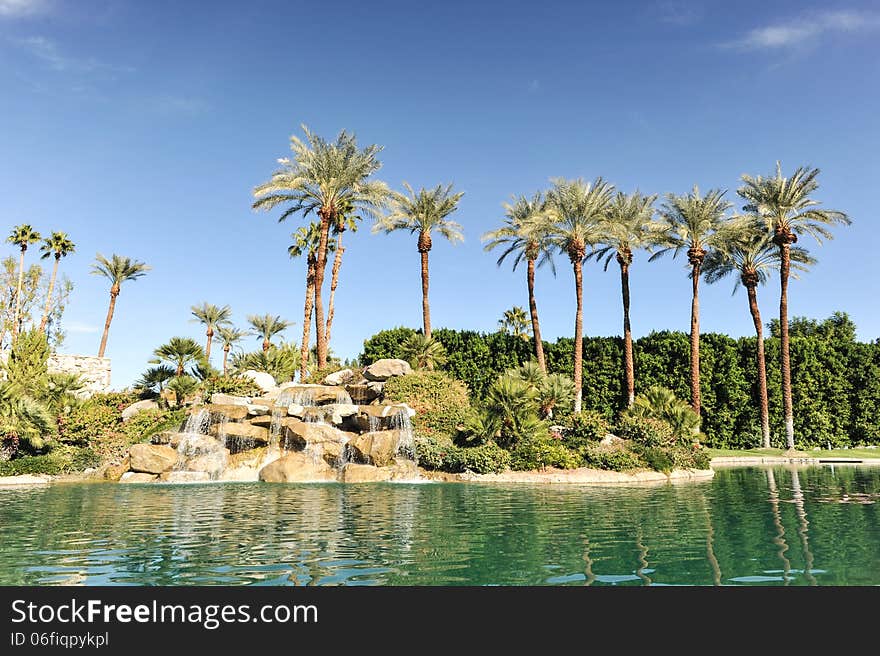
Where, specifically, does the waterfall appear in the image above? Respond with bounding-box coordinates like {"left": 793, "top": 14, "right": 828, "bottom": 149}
{"left": 181, "top": 409, "right": 211, "bottom": 436}
{"left": 391, "top": 409, "right": 415, "bottom": 461}
{"left": 291, "top": 388, "right": 316, "bottom": 406}
{"left": 270, "top": 390, "right": 295, "bottom": 450}
{"left": 335, "top": 389, "right": 353, "bottom": 405}
{"left": 175, "top": 409, "right": 228, "bottom": 479}
{"left": 367, "top": 414, "right": 381, "bottom": 433}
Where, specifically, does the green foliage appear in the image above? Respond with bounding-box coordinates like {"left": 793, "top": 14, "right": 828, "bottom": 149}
{"left": 120, "top": 408, "right": 185, "bottom": 443}
{"left": 305, "top": 364, "right": 346, "bottom": 384}
{"left": 167, "top": 376, "right": 199, "bottom": 407}
{"left": 360, "top": 327, "right": 418, "bottom": 364}
{"left": 483, "top": 374, "right": 544, "bottom": 447}
{"left": 627, "top": 386, "right": 701, "bottom": 443}
{"left": 617, "top": 415, "right": 676, "bottom": 448}
{"left": 232, "top": 344, "right": 299, "bottom": 383}
{"left": 458, "top": 442, "right": 511, "bottom": 474}
{"left": 414, "top": 435, "right": 510, "bottom": 474}
{"left": 560, "top": 411, "right": 611, "bottom": 454}
{"left": 58, "top": 402, "right": 118, "bottom": 445}
{"left": 414, "top": 434, "right": 458, "bottom": 470}
{"left": 400, "top": 333, "right": 448, "bottom": 370}
{"left": 0, "top": 446, "right": 101, "bottom": 476}
{"left": 509, "top": 432, "right": 581, "bottom": 471}
{"left": 383, "top": 371, "right": 471, "bottom": 437}
{"left": 582, "top": 443, "right": 645, "bottom": 472}
{"left": 632, "top": 446, "right": 673, "bottom": 473}
{"left": 202, "top": 375, "right": 263, "bottom": 398}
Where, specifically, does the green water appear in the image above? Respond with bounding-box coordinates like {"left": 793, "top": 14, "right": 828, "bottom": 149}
{"left": 1, "top": 466, "right": 878, "bottom": 585}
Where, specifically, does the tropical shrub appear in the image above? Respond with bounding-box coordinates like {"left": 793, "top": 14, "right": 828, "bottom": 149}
{"left": 483, "top": 374, "right": 544, "bottom": 448}
{"left": 628, "top": 386, "right": 700, "bottom": 443}
{"left": 509, "top": 433, "right": 580, "bottom": 471}
{"left": 383, "top": 371, "right": 471, "bottom": 437}
{"left": 232, "top": 344, "right": 299, "bottom": 383}
{"left": 58, "top": 403, "right": 118, "bottom": 445}
{"left": 561, "top": 411, "right": 611, "bottom": 455}
{"left": 305, "top": 364, "right": 346, "bottom": 384}
{"left": 201, "top": 375, "right": 263, "bottom": 398}
{"left": 458, "top": 442, "right": 511, "bottom": 474}
{"left": 616, "top": 415, "right": 676, "bottom": 449}
{"left": 361, "top": 327, "right": 418, "bottom": 364}
{"left": 582, "top": 443, "right": 645, "bottom": 472}
{"left": 400, "top": 333, "right": 447, "bottom": 370}
{"left": 414, "top": 435, "right": 510, "bottom": 473}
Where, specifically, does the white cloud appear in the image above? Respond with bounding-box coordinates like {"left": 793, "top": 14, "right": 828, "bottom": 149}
{"left": 728, "top": 10, "right": 880, "bottom": 50}
{"left": 65, "top": 321, "right": 101, "bottom": 334}
{"left": 0, "top": 0, "right": 50, "bottom": 18}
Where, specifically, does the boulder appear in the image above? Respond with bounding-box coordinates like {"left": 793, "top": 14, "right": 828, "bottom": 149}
{"left": 175, "top": 433, "right": 222, "bottom": 455}
{"left": 363, "top": 359, "right": 412, "bottom": 382}
{"left": 247, "top": 404, "right": 271, "bottom": 416}
{"left": 210, "top": 393, "right": 250, "bottom": 406}
{"left": 341, "top": 463, "right": 393, "bottom": 483}
{"left": 321, "top": 403, "right": 359, "bottom": 426}
{"left": 258, "top": 452, "right": 337, "bottom": 483}
{"left": 121, "top": 399, "right": 158, "bottom": 422}
{"left": 287, "top": 404, "right": 306, "bottom": 419}
{"left": 242, "top": 370, "right": 277, "bottom": 393}
{"left": 366, "top": 381, "right": 385, "bottom": 396}
{"left": 227, "top": 448, "right": 268, "bottom": 469}
{"left": 182, "top": 452, "right": 229, "bottom": 478}
{"left": 202, "top": 403, "right": 249, "bottom": 421}
{"left": 282, "top": 418, "right": 356, "bottom": 450}
{"left": 345, "top": 384, "right": 381, "bottom": 404}
{"left": 129, "top": 444, "right": 178, "bottom": 474}
{"left": 150, "top": 430, "right": 175, "bottom": 445}
{"left": 388, "top": 457, "right": 420, "bottom": 480}
{"left": 249, "top": 415, "right": 273, "bottom": 428}
{"left": 349, "top": 430, "right": 405, "bottom": 467}
{"left": 159, "top": 471, "right": 211, "bottom": 483}
{"left": 212, "top": 422, "right": 269, "bottom": 445}
{"left": 103, "top": 456, "right": 130, "bottom": 481}
{"left": 119, "top": 472, "right": 158, "bottom": 483}
{"left": 323, "top": 368, "right": 357, "bottom": 386}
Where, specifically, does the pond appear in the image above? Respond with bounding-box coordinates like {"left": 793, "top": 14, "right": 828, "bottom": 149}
{"left": 1, "top": 466, "right": 878, "bottom": 585}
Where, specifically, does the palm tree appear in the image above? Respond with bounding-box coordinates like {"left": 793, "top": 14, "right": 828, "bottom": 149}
{"left": 737, "top": 163, "right": 850, "bottom": 450}
{"left": 653, "top": 186, "right": 732, "bottom": 417}
{"left": 289, "top": 223, "right": 335, "bottom": 381}
{"left": 37, "top": 232, "right": 75, "bottom": 334}
{"left": 90, "top": 254, "right": 151, "bottom": 358}
{"left": 135, "top": 364, "right": 175, "bottom": 395}
{"left": 591, "top": 191, "right": 660, "bottom": 407}
{"left": 189, "top": 302, "right": 232, "bottom": 363}
{"left": 373, "top": 182, "right": 465, "bottom": 339}
{"left": 6, "top": 224, "right": 42, "bottom": 339}
{"left": 252, "top": 125, "right": 389, "bottom": 368}
{"left": 482, "top": 192, "right": 555, "bottom": 371}
{"left": 497, "top": 306, "right": 531, "bottom": 339}
{"left": 541, "top": 177, "right": 616, "bottom": 414}
{"left": 704, "top": 224, "right": 815, "bottom": 448}
{"left": 216, "top": 325, "right": 248, "bottom": 377}
{"left": 325, "top": 199, "right": 360, "bottom": 348}
{"left": 152, "top": 337, "right": 205, "bottom": 377}
{"left": 247, "top": 314, "right": 292, "bottom": 352}
{"left": 400, "top": 333, "right": 447, "bottom": 370}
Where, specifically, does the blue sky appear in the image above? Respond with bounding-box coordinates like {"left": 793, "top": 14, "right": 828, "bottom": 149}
{"left": 1, "top": 0, "right": 877, "bottom": 388}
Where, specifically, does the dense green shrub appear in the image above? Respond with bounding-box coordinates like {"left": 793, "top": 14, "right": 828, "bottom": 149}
{"left": 632, "top": 445, "right": 674, "bottom": 473}
{"left": 628, "top": 386, "right": 701, "bottom": 443}
{"left": 305, "top": 364, "right": 346, "bottom": 384}
{"left": 560, "top": 411, "right": 610, "bottom": 454}
{"left": 361, "top": 327, "right": 418, "bottom": 364}
{"left": 202, "top": 376, "right": 263, "bottom": 398}
{"left": 582, "top": 443, "right": 645, "bottom": 472}
{"left": 414, "top": 435, "right": 511, "bottom": 473}
{"left": 121, "top": 409, "right": 185, "bottom": 442}
{"left": 0, "top": 446, "right": 100, "bottom": 476}
{"left": 509, "top": 433, "right": 580, "bottom": 471}
{"left": 458, "top": 442, "right": 511, "bottom": 474}
{"left": 58, "top": 403, "right": 119, "bottom": 444}
{"left": 88, "top": 392, "right": 141, "bottom": 412}
{"left": 383, "top": 371, "right": 471, "bottom": 437}
{"left": 414, "top": 434, "right": 456, "bottom": 470}
{"left": 616, "top": 415, "right": 676, "bottom": 448}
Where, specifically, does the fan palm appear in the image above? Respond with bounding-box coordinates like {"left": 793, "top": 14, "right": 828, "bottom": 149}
{"left": 90, "top": 253, "right": 151, "bottom": 358}
{"left": 653, "top": 186, "right": 732, "bottom": 417}
{"left": 190, "top": 302, "right": 232, "bottom": 363}
{"left": 289, "top": 222, "right": 335, "bottom": 381}
{"left": 152, "top": 337, "right": 206, "bottom": 377}
{"left": 400, "top": 333, "right": 447, "bottom": 370}
{"left": 704, "top": 223, "right": 815, "bottom": 448}
{"left": 497, "top": 306, "right": 530, "bottom": 339}
{"left": 325, "top": 198, "right": 360, "bottom": 347}
{"left": 373, "top": 182, "right": 464, "bottom": 340}
{"left": 482, "top": 192, "right": 555, "bottom": 371}
{"left": 216, "top": 325, "right": 248, "bottom": 377}
{"left": 540, "top": 177, "right": 615, "bottom": 414}
{"left": 38, "top": 231, "right": 75, "bottom": 334}
{"left": 247, "top": 314, "right": 292, "bottom": 352}
{"left": 252, "top": 125, "right": 389, "bottom": 368}
{"left": 591, "top": 191, "right": 661, "bottom": 407}
{"left": 737, "top": 163, "right": 851, "bottom": 449}
{"left": 135, "top": 364, "right": 176, "bottom": 395}
{"left": 6, "top": 224, "right": 42, "bottom": 339}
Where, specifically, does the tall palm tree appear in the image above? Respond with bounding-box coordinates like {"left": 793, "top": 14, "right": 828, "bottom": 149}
{"left": 482, "top": 192, "right": 555, "bottom": 371}
{"left": 189, "top": 302, "right": 232, "bottom": 363}
{"left": 38, "top": 232, "right": 75, "bottom": 334}
{"left": 325, "top": 199, "right": 360, "bottom": 348}
{"left": 289, "top": 223, "right": 334, "bottom": 381}
{"left": 737, "top": 163, "right": 850, "bottom": 450}
{"left": 653, "top": 186, "right": 732, "bottom": 417}
{"left": 704, "top": 224, "right": 815, "bottom": 448}
{"left": 216, "top": 325, "right": 248, "bottom": 376}
{"left": 497, "top": 306, "right": 531, "bottom": 339}
{"left": 247, "top": 314, "right": 292, "bottom": 353}
{"left": 541, "top": 177, "right": 615, "bottom": 414}
{"left": 591, "top": 191, "right": 661, "bottom": 407}
{"left": 6, "top": 224, "right": 42, "bottom": 339}
{"left": 252, "top": 125, "right": 389, "bottom": 368}
{"left": 90, "top": 254, "right": 151, "bottom": 358}
{"left": 372, "top": 182, "right": 465, "bottom": 339}
{"left": 152, "top": 337, "right": 205, "bottom": 377}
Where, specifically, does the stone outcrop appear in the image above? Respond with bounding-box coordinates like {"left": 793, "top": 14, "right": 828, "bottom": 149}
{"left": 121, "top": 399, "right": 158, "bottom": 422}
{"left": 323, "top": 368, "right": 357, "bottom": 386}
{"left": 362, "top": 359, "right": 412, "bottom": 382}
{"left": 103, "top": 457, "right": 130, "bottom": 481}
{"left": 128, "top": 444, "right": 177, "bottom": 474}
{"left": 210, "top": 393, "right": 250, "bottom": 406}
{"left": 282, "top": 419, "right": 355, "bottom": 451}
{"left": 242, "top": 369, "right": 277, "bottom": 393}
{"left": 258, "top": 452, "right": 337, "bottom": 483}
{"left": 212, "top": 422, "right": 269, "bottom": 445}
{"left": 345, "top": 384, "right": 380, "bottom": 404}
{"left": 349, "top": 430, "right": 405, "bottom": 467}
{"left": 341, "top": 458, "right": 419, "bottom": 482}
{"left": 202, "top": 404, "right": 249, "bottom": 421}
{"left": 119, "top": 472, "right": 159, "bottom": 483}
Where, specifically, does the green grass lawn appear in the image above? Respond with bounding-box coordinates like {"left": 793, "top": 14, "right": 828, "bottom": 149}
{"left": 708, "top": 447, "right": 880, "bottom": 459}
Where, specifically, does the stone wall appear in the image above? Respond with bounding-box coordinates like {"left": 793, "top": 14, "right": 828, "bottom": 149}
{"left": 47, "top": 355, "right": 112, "bottom": 396}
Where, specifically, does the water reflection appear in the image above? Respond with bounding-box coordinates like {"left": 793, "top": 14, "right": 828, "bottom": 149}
{"left": 1, "top": 466, "right": 878, "bottom": 586}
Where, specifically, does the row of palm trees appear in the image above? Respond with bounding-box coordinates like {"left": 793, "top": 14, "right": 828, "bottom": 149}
{"left": 483, "top": 167, "right": 848, "bottom": 449}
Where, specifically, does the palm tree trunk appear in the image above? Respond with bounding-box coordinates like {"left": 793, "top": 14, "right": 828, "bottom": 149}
{"left": 97, "top": 287, "right": 118, "bottom": 358}
{"left": 325, "top": 230, "right": 345, "bottom": 348}
{"left": 779, "top": 242, "right": 795, "bottom": 450}
{"left": 690, "top": 264, "right": 701, "bottom": 416}
{"left": 573, "top": 259, "right": 584, "bottom": 414}
{"left": 223, "top": 345, "right": 230, "bottom": 376}
{"left": 39, "top": 254, "right": 60, "bottom": 333}
{"left": 300, "top": 259, "right": 316, "bottom": 382}
{"left": 262, "top": 338, "right": 270, "bottom": 353}
{"left": 746, "top": 283, "right": 771, "bottom": 449}
{"left": 526, "top": 258, "right": 546, "bottom": 373}
{"left": 205, "top": 328, "right": 213, "bottom": 362}
{"left": 176, "top": 362, "right": 184, "bottom": 377}
{"left": 12, "top": 247, "right": 25, "bottom": 339}
{"left": 420, "top": 240, "right": 432, "bottom": 340}
{"left": 313, "top": 210, "right": 331, "bottom": 368}
{"left": 620, "top": 260, "right": 635, "bottom": 407}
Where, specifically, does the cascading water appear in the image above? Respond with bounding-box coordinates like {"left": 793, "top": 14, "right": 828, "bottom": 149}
{"left": 270, "top": 390, "right": 295, "bottom": 449}
{"left": 181, "top": 409, "right": 211, "bottom": 436}
{"left": 174, "top": 409, "right": 229, "bottom": 479}
{"left": 335, "top": 390, "right": 353, "bottom": 405}
{"left": 391, "top": 409, "right": 416, "bottom": 461}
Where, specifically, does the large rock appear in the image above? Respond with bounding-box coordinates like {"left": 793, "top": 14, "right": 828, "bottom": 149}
{"left": 247, "top": 404, "right": 271, "bottom": 416}
{"left": 341, "top": 463, "right": 393, "bottom": 483}
{"left": 363, "top": 359, "right": 412, "bottom": 382}
{"left": 323, "top": 368, "right": 357, "bottom": 386}
{"left": 249, "top": 415, "right": 274, "bottom": 428}
{"left": 159, "top": 471, "right": 211, "bottom": 483}
{"left": 202, "top": 403, "right": 249, "bottom": 421}
{"left": 212, "top": 422, "right": 269, "bottom": 445}
{"left": 182, "top": 452, "right": 229, "bottom": 478}
{"left": 242, "top": 370, "right": 277, "bottom": 393}
{"left": 119, "top": 472, "right": 158, "bottom": 483}
{"left": 258, "top": 452, "right": 337, "bottom": 483}
{"left": 210, "top": 393, "right": 250, "bottom": 406}
{"left": 282, "top": 418, "right": 355, "bottom": 450}
{"left": 103, "top": 456, "right": 130, "bottom": 481}
{"left": 349, "top": 430, "right": 405, "bottom": 467}
{"left": 129, "top": 444, "right": 178, "bottom": 474}
{"left": 345, "top": 384, "right": 381, "bottom": 404}
{"left": 321, "top": 403, "right": 359, "bottom": 426}
{"left": 121, "top": 399, "right": 158, "bottom": 422}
